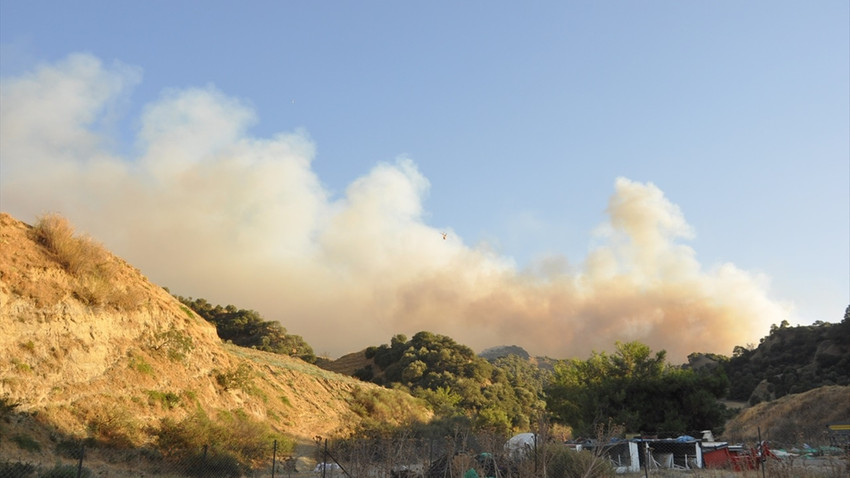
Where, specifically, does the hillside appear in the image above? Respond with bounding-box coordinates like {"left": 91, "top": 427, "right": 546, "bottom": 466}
{"left": 723, "top": 385, "right": 850, "bottom": 445}
{"left": 723, "top": 318, "right": 850, "bottom": 404}
{"left": 0, "top": 213, "right": 430, "bottom": 464}
{"left": 317, "top": 349, "right": 375, "bottom": 377}
{"left": 3, "top": 210, "right": 846, "bottom": 475}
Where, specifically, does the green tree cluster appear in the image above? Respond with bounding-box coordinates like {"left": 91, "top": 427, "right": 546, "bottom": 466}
{"left": 356, "top": 332, "right": 545, "bottom": 434}
{"left": 545, "top": 341, "right": 731, "bottom": 437}
{"left": 723, "top": 307, "right": 850, "bottom": 404}
{"left": 175, "top": 295, "right": 315, "bottom": 363}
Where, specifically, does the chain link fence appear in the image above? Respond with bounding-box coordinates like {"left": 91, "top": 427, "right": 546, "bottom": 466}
{"left": 2, "top": 432, "right": 847, "bottom": 477}
{"left": 0, "top": 439, "right": 296, "bottom": 478}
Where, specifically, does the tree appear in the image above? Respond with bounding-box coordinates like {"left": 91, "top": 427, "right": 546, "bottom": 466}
{"left": 723, "top": 314, "right": 850, "bottom": 402}
{"left": 175, "top": 295, "right": 315, "bottom": 362}
{"left": 545, "top": 341, "right": 730, "bottom": 436}
{"left": 359, "top": 331, "right": 544, "bottom": 432}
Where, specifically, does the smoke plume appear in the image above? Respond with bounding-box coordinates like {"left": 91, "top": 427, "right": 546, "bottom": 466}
{"left": 0, "top": 54, "right": 788, "bottom": 361}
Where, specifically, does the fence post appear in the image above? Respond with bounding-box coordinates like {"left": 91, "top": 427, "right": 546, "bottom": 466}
{"left": 272, "top": 439, "right": 278, "bottom": 478}
{"left": 322, "top": 439, "right": 328, "bottom": 478}
{"left": 76, "top": 442, "right": 85, "bottom": 478}
{"left": 643, "top": 442, "right": 650, "bottom": 478}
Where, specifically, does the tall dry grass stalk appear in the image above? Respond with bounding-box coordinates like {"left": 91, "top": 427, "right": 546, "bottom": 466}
{"left": 33, "top": 213, "right": 109, "bottom": 277}
{"left": 31, "top": 214, "right": 143, "bottom": 308}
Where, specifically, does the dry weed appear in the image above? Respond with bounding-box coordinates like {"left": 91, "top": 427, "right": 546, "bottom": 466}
{"left": 33, "top": 214, "right": 108, "bottom": 276}
{"left": 31, "top": 214, "right": 144, "bottom": 309}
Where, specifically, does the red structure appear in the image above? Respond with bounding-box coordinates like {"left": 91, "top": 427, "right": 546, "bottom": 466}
{"left": 703, "top": 441, "right": 777, "bottom": 471}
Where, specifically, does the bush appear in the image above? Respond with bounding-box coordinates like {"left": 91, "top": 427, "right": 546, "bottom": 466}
{"left": 147, "top": 390, "right": 182, "bottom": 409}
{"left": 175, "top": 296, "right": 316, "bottom": 362}
{"left": 12, "top": 434, "right": 42, "bottom": 452}
{"left": 155, "top": 408, "right": 294, "bottom": 468}
{"left": 546, "top": 445, "right": 615, "bottom": 478}
{"left": 31, "top": 214, "right": 143, "bottom": 309}
{"left": 128, "top": 355, "right": 155, "bottom": 375}
{"left": 0, "top": 461, "right": 35, "bottom": 477}
{"left": 32, "top": 214, "right": 105, "bottom": 277}
{"left": 349, "top": 386, "right": 430, "bottom": 434}
{"left": 149, "top": 327, "right": 195, "bottom": 361}
{"left": 181, "top": 451, "right": 242, "bottom": 478}
{"left": 55, "top": 439, "right": 88, "bottom": 460}
{"left": 353, "top": 365, "right": 374, "bottom": 381}
{"left": 38, "top": 463, "right": 92, "bottom": 478}
{"left": 214, "top": 363, "right": 253, "bottom": 392}
{"left": 0, "top": 394, "right": 21, "bottom": 421}
{"left": 86, "top": 406, "right": 139, "bottom": 448}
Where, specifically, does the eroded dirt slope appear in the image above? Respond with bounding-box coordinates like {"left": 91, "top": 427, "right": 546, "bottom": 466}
{"left": 0, "top": 213, "right": 428, "bottom": 449}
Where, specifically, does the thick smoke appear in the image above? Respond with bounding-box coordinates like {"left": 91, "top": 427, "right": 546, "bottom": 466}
{"left": 0, "top": 54, "right": 789, "bottom": 361}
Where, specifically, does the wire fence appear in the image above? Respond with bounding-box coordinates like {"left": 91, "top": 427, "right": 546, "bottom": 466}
{"left": 0, "top": 439, "right": 297, "bottom": 478}
{"left": 1, "top": 432, "right": 847, "bottom": 478}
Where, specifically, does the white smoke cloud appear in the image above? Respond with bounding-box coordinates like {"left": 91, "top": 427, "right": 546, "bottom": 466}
{"left": 0, "top": 53, "right": 790, "bottom": 361}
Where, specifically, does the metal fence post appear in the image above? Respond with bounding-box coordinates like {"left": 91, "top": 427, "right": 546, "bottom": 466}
{"left": 322, "top": 439, "right": 328, "bottom": 478}
{"left": 76, "top": 442, "right": 85, "bottom": 478}
{"left": 272, "top": 439, "right": 278, "bottom": 478}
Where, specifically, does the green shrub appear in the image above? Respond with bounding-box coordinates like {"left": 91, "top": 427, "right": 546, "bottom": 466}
{"left": 155, "top": 408, "right": 294, "bottom": 468}
{"left": 174, "top": 295, "right": 316, "bottom": 362}
{"left": 180, "top": 305, "right": 194, "bottom": 319}
{"left": 0, "top": 460, "right": 35, "bottom": 477}
{"left": 546, "top": 445, "right": 615, "bottom": 478}
{"left": 38, "top": 463, "right": 92, "bottom": 478}
{"left": 214, "top": 363, "right": 253, "bottom": 392}
{"left": 128, "top": 355, "right": 154, "bottom": 375}
{"left": 147, "top": 390, "right": 181, "bottom": 409}
{"left": 0, "top": 394, "right": 21, "bottom": 421}
{"left": 149, "top": 327, "right": 195, "bottom": 361}
{"left": 353, "top": 365, "right": 374, "bottom": 381}
{"left": 181, "top": 451, "right": 242, "bottom": 478}
{"left": 12, "top": 359, "right": 32, "bottom": 373}
{"left": 86, "top": 407, "right": 139, "bottom": 448}
{"left": 12, "top": 434, "right": 41, "bottom": 452}
{"left": 55, "top": 439, "right": 88, "bottom": 459}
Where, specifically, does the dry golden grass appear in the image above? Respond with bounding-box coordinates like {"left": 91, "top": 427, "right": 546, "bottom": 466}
{"left": 724, "top": 386, "right": 850, "bottom": 445}
{"left": 30, "top": 213, "right": 144, "bottom": 308}
{"left": 32, "top": 213, "right": 108, "bottom": 276}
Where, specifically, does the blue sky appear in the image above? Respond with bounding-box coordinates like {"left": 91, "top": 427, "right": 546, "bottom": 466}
{"left": 1, "top": 1, "right": 847, "bottom": 359}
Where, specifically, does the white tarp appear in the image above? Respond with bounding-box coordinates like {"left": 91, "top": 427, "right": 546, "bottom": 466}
{"left": 505, "top": 433, "right": 538, "bottom": 459}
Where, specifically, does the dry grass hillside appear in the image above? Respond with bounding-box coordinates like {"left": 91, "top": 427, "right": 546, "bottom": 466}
{"left": 318, "top": 350, "right": 373, "bottom": 376}
{"left": 723, "top": 385, "right": 850, "bottom": 445}
{"left": 0, "top": 213, "right": 430, "bottom": 460}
